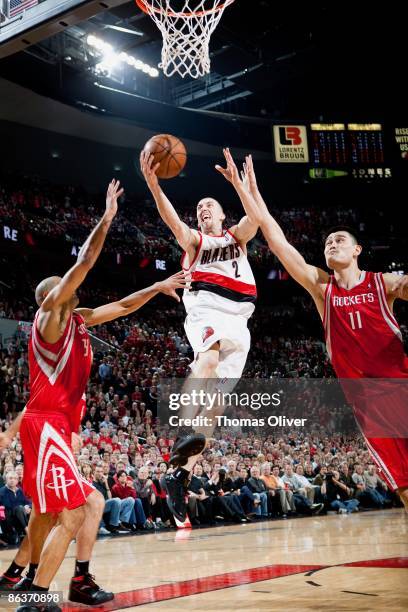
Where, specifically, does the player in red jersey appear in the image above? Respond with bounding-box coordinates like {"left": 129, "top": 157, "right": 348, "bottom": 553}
{"left": 6, "top": 179, "right": 186, "bottom": 612}
{"left": 217, "top": 149, "right": 408, "bottom": 511}
{"left": 0, "top": 397, "right": 100, "bottom": 596}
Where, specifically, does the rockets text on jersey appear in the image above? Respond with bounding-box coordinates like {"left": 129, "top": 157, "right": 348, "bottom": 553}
{"left": 323, "top": 271, "right": 408, "bottom": 378}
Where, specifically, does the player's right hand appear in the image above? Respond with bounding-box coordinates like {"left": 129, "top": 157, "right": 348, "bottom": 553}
{"left": 215, "top": 148, "right": 242, "bottom": 188}
{"left": 241, "top": 155, "right": 259, "bottom": 196}
{"left": 0, "top": 432, "right": 12, "bottom": 450}
{"left": 156, "top": 271, "right": 187, "bottom": 302}
{"left": 71, "top": 432, "right": 83, "bottom": 453}
{"left": 140, "top": 151, "right": 160, "bottom": 190}
{"left": 105, "top": 179, "right": 124, "bottom": 221}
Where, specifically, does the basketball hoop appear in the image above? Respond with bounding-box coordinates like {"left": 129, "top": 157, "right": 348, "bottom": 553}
{"left": 135, "top": 0, "right": 235, "bottom": 79}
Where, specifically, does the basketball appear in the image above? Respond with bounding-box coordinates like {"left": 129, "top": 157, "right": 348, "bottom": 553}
{"left": 143, "top": 134, "right": 187, "bottom": 179}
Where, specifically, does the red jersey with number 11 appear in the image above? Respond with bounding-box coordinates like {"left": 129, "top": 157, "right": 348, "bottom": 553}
{"left": 323, "top": 271, "right": 408, "bottom": 378}
{"left": 26, "top": 310, "right": 92, "bottom": 418}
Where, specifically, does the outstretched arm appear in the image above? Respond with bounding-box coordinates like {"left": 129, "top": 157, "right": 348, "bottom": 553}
{"left": 240, "top": 154, "right": 329, "bottom": 296}
{"left": 76, "top": 271, "right": 186, "bottom": 327}
{"left": 0, "top": 407, "right": 26, "bottom": 449}
{"left": 383, "top": 273, "right": 408, "bottom": 302}
{"left": 215, "top": 148, "right": 259, "bottom": 245}
{"left": 140, "top": 152, "right": 199, "bottom": 252}
{"left": 40, "top": 180, "right": 123, "bottom": 312}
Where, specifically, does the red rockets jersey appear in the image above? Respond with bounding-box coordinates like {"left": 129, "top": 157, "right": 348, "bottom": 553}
{"left": 26, "top": 311, "right": 92, "bottom": 418}
{"left": 323, "top": 271, "right": 408, "bottom": 378}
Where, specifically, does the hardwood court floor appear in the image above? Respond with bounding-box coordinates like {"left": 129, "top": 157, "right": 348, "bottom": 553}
{"left": 0, "top": 509, "right": 407, "bottom": 611}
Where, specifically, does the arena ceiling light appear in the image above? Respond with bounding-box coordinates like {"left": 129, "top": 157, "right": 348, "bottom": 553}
{"left": 86, "top": 34, "right": 159, "bottom": 78}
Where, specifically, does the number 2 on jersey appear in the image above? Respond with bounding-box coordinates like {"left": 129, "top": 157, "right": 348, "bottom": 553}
{"left": 348, "top": 311, "right": 362, "bottom": 330}
{"left": 232, "top": 261, "right": 241, "bottom": 278}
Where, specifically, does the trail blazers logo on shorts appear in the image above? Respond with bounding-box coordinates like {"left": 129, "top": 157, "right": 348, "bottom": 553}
{"left": 202, "top": 326, "right": 215, "bottom": 343}
{"left": 273, "top": 125, "right": 309, "bottom": 163}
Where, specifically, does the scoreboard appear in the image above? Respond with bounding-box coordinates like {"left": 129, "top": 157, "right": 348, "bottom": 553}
{"left": 274, "top": 122, "right": 406, "bottom": 181}
{"left": 348, "top": 124, "right": 385, "bottom": 165}
{"left": 310, "top": 123, "right": 385, "bottom": 166}
{"left": 310, "top": 124, "right": 347, "bottom": 165}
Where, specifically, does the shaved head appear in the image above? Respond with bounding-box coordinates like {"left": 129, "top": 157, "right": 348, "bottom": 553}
{"left": 35, "top": 276, "right": 61, "bottom": 306}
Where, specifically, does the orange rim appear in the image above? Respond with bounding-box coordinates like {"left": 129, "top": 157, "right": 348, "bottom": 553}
{"left": 135, "top": 0, "right": 234, "bottom": 18}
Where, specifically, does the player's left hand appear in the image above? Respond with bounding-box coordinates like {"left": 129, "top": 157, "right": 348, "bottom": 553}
{"left": 71, "top": 432, "right": 83, "bottom": 453}
{"left": 105, "top": 179, "right": 124, "bottom": 221}
{"left": 156, "top": 271, "right": 187, "bottom": 302}
{"left": 390, "top": 274, "right": 408, "bottom": 300}
{"left": 215, "top": 148, "right": 243, "bottom": 188}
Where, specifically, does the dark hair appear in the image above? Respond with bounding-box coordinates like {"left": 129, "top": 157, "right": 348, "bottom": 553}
{"left": 324, "top": 226, "right": 360, "bottom": 245}
{"left": 116, "top": 470, "right": 127, "bottom": 478}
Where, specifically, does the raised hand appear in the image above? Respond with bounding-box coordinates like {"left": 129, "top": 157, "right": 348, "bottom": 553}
{"left": 215, "top": 148, "right": 243, "bottom": 188}
{"left": 156, "top": 271, "right": 187, "bottom": 302}
{"left": 140, "top": 151, "right": 160, "bottom": 192}
{"left": 241, "top": 154, "right": 259, "bottom": 197}
{"left": 105, "top": 179, "right": 124, "bottom": 221}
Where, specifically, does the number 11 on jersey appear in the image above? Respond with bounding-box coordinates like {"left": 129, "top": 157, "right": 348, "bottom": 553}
{"left": 349, "top": 311, "right": 363, "bottom": 330}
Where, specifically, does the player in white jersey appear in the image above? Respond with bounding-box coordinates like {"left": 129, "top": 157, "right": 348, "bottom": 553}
{"left": 140, "top": 149, "right": 259, "bottom": 520}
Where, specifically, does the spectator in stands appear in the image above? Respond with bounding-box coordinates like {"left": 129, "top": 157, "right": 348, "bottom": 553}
{"left": 270, "top": 465, "right": 296, "bottom": 515}
{"left": 80, "top": 462, "right": 94, "bottom": 484}
{"left": 282, "top": 464, "right": 323, "bottom": 515}
{"left": 93, "top": 464, "right": 132, "bottom": 534}
{"left": 0, "top": 472, "right": 31, "bottom": 543}
{"left": 364, "top": 465, "right": 390, "bottom": 506}
{"left": 313, "top": 465, "right": 328, "bottom": 487}
{"left": 110, "top": 470, "right": 142, "bottom": 531}
{"left": 295, "top": 464, "right": 318, "bottom": 503}
{"left": 261, "top": 463, "right": 296, "bottom": 517}
{"left": 133, "top": 466, "right": 157, "bottom": 525}
{"left": 321, "top": 470, "right": 360, "bottom": 514}
{"left": 15, "top": 464, "right": 24, "bottom": 488}
{"left": 203, "top": 468, "right": 247, "bottom": 523}
{"left": 246, "top": 466, "right": 268, "bottom": 518}
{"left": 338, "top": 462, "right": 355, "bottom": 494}
{"left": 188, "top": 465, "right": 214, "bottom": 525}
{"left": 352, "top": 464, "right": 384, "bottom": 508}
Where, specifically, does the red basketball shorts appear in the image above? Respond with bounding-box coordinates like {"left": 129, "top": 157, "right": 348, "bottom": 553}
{"left": 364, "top": 436, "right": 408, "bottom": 490}
{"left": 20, "top": 413, "right": 94, "bottom": 514}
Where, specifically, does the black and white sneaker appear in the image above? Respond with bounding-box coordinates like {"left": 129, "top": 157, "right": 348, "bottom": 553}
{"left": 169, "top": 433, "right": 206, "bottom": 467}
{"left": 14, "top": 575, "right": 33, "bottom": 591}
{"left": 68, "top": 573, "right": 114, "bottom": 605}
{"left": 163, "top": 474, "right": 188, "bottom": 522}
{"left": 0, "top": 574, "right": 20, "bottom": 591}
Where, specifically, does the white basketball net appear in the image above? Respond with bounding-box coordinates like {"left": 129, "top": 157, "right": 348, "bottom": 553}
{"left": 138, "top": 0, "right": 235, "bottom": 79}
